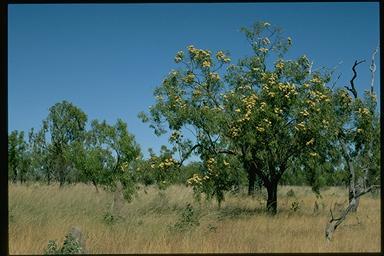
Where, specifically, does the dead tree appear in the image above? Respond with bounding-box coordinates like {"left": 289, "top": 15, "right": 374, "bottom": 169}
{"left": 325, "top": 184, "right": 379, "bottom": 241}
{"left": 325, "top": 55, "right": 380, "bottom": 241}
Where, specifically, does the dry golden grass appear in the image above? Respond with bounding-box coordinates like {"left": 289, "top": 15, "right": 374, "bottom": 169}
{"left": 8, "top": 182, "right": 380, "bottom": 254}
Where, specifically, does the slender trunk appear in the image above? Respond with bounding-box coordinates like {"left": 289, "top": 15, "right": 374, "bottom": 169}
{"left": 266, "top": 181, "right": 278, "bottom": 215}
{"left": 248, "top": 169, "right": 256, "bottom": 196}
{"left": 12, "top": 170, "right": 17, "bottom": 183}
{"left": 47, "top": 170, "right": 51, "bottom": 185}
{"left": 92, "top": 180, "right": 99, "bottom": 193}
{"left": 349, "top": 184, "right": 360, "bottom": 212}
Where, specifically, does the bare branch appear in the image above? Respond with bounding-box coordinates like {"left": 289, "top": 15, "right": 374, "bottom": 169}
{"left": 345, "top": 60, "right": 365, "bottom": 98}
{"left": 369, "top": 46, "right": 379, "bottom": 94}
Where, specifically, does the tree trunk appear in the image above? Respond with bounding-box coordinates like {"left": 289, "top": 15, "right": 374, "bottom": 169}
{"left": 12, "top": 169, "right": 17, "bottom": 183}
{"left": 349, "top": 184, "right": 360, "bottom": 212}
{"left": 266, "top": 181, "right": 278, "bottom": 215}
{"left": 248, "top": 169, "right": 256, "bottom": 196}
{"left": 92, "top": 180, "right": 99, "bottom": 193}
{"left": 47, "top": 170, "right": 51, "bottom": 185}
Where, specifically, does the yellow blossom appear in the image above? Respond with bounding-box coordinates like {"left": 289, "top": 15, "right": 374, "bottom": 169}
{"left": 256, "top": 126, "right": 265, "bottom": 132}
{"left": 275, "top": 61, "right": 284, "bottom": 69}
{"left": 259, "top": 48, "right": 269, "bottom": 53}
{"left": 202, "top": 60, "right": 211, "bottom": 68}
{"left": 306, "top": 138, "right": 315, "bottom": 146}
{"left": 309, "top": 152, "right": 318, "bottom": 157}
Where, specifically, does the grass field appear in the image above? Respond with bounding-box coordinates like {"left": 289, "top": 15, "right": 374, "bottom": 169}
{"left": 8, "top": 183, "right": 380, "bottom": 254}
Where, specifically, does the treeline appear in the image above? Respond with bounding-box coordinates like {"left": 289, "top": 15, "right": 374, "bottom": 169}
{"left": 8, "top": 101, "right": 202, "bottom": 194}
{"left": 8, "top": 99, "right": 372, "bottom": 191}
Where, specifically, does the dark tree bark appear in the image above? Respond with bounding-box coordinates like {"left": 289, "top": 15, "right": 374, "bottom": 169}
{"left": 266, "top": 181, "right": 278, "bottom": 215}
{"left": 92, "top": 179, "right": 99, "bottom": 193}
{"left": 248, "top": 169, "right": 256, "bottom": 196}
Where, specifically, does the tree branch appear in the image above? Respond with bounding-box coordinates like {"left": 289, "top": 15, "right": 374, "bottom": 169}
{"left": 345, "top": 60, "right": 365, "bottom": 98}
{"left": 369, "top": 46, "right": 378, "bottom": 94}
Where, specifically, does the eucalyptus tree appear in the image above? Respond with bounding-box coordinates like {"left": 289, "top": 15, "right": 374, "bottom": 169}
{"left": 89, "top": 119, "right": 142, "bottom": 201}
{"left": 141, "top": 21, "right": 335, "bottom": 214}
{"left": 44, "top": 100, "right": 88, "bottom": 186}
{"left": 8, "top": 130, "right": 29, "bottom": 183}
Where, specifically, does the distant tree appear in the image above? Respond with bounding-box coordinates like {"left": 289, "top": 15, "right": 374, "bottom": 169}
{"left": 28, "top": 125, "right": 55, "bottom": 184}
{"left": 90, "top": 119, "right": 141, "bottom": 201}
{"left": 8, "top": 130, "right": 29, "bottom": 183}
{"left": 44, "top": 100, "right": 88, "bottom": 186}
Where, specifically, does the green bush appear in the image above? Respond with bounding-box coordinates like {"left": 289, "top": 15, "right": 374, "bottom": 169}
{"left": 44, "top": 232, "right": 82, "bottom": 255}
{"left": 169, "top": 203, "right": 200, "bottom": 232}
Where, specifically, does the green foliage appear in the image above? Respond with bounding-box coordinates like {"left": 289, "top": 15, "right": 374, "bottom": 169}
{"left": 170, "top": 203, "right": 200, "bottom": 232}
{"left": 8, "top": 130, "right": 30, "bottom": 183}
{"left": 286, "top": 189, "right": 295, "bottom": 197}
{"left": 44, "top": 100, "right": 88, "bottom": 186}
{"left": 44, "top": 233, "right": 82, "bottom": 255}
{"left": 141, "top": 21, "right": 337, "bottom": 214}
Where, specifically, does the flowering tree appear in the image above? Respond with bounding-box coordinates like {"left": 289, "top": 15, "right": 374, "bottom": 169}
{"left": 141, "top": 22, "right": 338, "bottom": 214}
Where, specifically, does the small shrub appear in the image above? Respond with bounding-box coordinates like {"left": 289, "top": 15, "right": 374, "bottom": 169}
{"left": 103, "top": 212, "right": 118, "bottom": 225}
{"left": 207, "top": 224, "right": 217, "bottom": 232}
{"left": 286, "top": 189, "right": 295, "bottom": 197}
{"left": 44, "top": 232, "right": 82, "bottom": 255}
{"left": 170, "top": 203, "right": 200, "bottom": 232}
{"left": 290, "top": 201, "right": 300, "bottom": 212}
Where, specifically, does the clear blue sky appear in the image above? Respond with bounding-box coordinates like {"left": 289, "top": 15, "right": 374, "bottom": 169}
{"left": 8, "top": 3, "right": 380, "bottom": 158}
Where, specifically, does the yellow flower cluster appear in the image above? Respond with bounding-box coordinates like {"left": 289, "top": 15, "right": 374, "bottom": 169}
{"left": 278, "top": 82, "right": 297, "bottom": 99}
{"left": 170, "top": 130, "right": 181, "bottom": 141}
{"left": 309, "top": 90, "right": 330, "bottom": 102}
{"left": 357, "top": 128, "right": 363, "bottom": 133}
{"left": 238, "top": 94, "right": 258, "bottom": 122}
{"left": 216, "top": 51, "right": 231, "bottom": 63}
{"left": 275, "top": 62, "right": 284, "bottom": 70}
{"left": 295, "top": 122, "right": 307, "bottom": 131}
{"left": 120, "top": 162, "right": 129, "bottom": 172}
{"left": 183, "top": 72, "right": 195, "bottom": 84}
{"left": 223, "top": 160, "right": 230, "bottom": 166}
{"left": 229, "top": 126, "right": 241, "bottom": 137}
{"left": 202, "top": 60, "right": 211, "bottom": 68}
{"left": 187, "top": 173, "right": 203, "bottom": 185}
{"left": 158, "top": 157, "right": 178, "bottom": 170}
{"left": 306, "top": 138, "right": 315, "bottom": 146}
{"left": 209, "top": 72, "right": 220, "bottom": 82}
{"left": 262, "top": 37, "right": 271, "bottom": 45}
{"left": 188, "top": 45, "right": 212, "bottom": 68}
{"left": 339, "top": 90, "right": 352, "bottom": 105}
{"left": 256, "top": 126, "right": 265, "bottom": 132}
{"left": 310, "top": 76, "right": 322, "bottom": 84}
{"left": 192, "top": 88, "right": 202, "bottom": 97}
{"left": 357, "top": 107, "right": 369, "bottom": 115}
{"left": 263, "top": 118, "right": 272, "bottom": 127}
{"left": 274, "top": 107, "right": 283, "bottom": 114}
{"left": 309, "top": 152, "right": 318, "bottom": 157}
{"left": 174, "top": 51, "right": 184, "bottom": 63}
{"left": 300, "top": 109, "right": 309, "bottom": 117}
{"left": 259, "top": 48, "right": 269, "bottom": 53}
